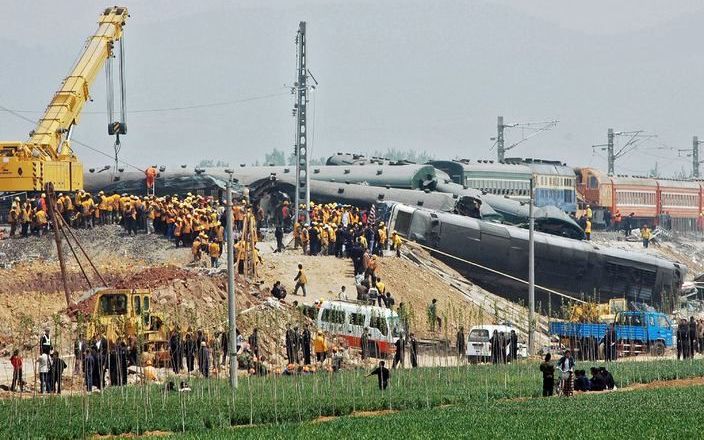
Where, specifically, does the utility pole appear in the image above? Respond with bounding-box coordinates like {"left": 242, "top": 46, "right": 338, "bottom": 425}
{"left": 226, "top": 180, "right": 237, "bottom": 389}
{"left": 593, "top": 129, "right": 656, "bottom": 176}
{"left": 528, "top": 177, "right": 535, "bottom": 356}
{"left": 607, "top": 128, "right": 614, "bottom": 176}
{"left": 694, "top": 136, "right": 701, "bottom": 178}
{"left": 294, "top": 21, "right": 310, "bottom": 224}
{"left": 493, "top": 116, "right": 559, "bottom": 163}
{"left": 497, "top": 116, "right": 505, "bottom": 163}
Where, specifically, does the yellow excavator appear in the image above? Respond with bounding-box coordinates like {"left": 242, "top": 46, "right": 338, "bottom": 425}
{"left": 0, "top": 6, "right": 129, "bottom": 192}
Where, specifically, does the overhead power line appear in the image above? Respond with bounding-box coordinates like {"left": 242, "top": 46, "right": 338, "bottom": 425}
{"left": 0, "top": 103, "right": 144, "bottom": 172}
{"left": 0, "top": 91, "right": 290, "bottom": 115}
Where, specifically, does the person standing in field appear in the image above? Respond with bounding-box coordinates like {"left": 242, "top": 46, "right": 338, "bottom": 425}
{"left": 689, "top": 316, "right": 698, "bottom": 356}
{"left": 509, "top": 330, "right": 518, "bottom": 362}
{"left": 556, "top": 350, "right": 575, "bottom": 396}
{"left": 392, "top": 335, "right": 405, "bottom": 368}
{"left": 248, "top": 328, "right": 260, "bottom": 357}
{"left": 199, "top": 341, "right": 210, "bottom": 378}
{"left": 40, "top": 328, "right": 52, "bottom": 355}
{"left": 169, "top": 330, "right": 182, "bottom": 374}
{"left": 301, "top": 325, "right": 312, "bottom": 365}
{"left": 285, "top": 324, "right": 297, "bottom": 363}
{"left": 84, "top": 348, "right": 95, "bottom": 392}
{"left": 183, "top": 332, "right": 196, "bottom": 373}
{"left": 456, "top": 326, "right": 466, "bottom": 360}
{"left": 313, "top": 331, "right": 327, "bottom": 362}
{"left": 368, "top": 360, "right": 390, "bottom": 390}
{"left": 50, "top": 352, "right": 67, "bottom": 394}
{"left": 38, "top": 350, "right": 51, "bottom": 393}
{"left": 409, "top": 333, "right": 419, "bottom": 368}
{"left": 539, "top": 353, "right": 555, "bottom": 397}
{"left": 360, "top": 327, "right": 370, "bottom": 360}
{"left": 10, "top": 350, "right": 23, "bottom": 392}
{"left": 293, "top": 263, "right": 307, "bottom": 297}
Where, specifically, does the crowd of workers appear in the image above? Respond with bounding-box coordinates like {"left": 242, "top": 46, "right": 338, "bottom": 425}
{"left": 5, "top": 190, "right": 267, "bottom": 269}
{"left": 676, "top": 316, "right": 704, "bottom": 360}
{"left": 290, "top": 202, "right": 403, "bottom": 258}
{"left": 576, "top": 206, "right": 653, "bottom": 247}
{"left": 539, "top": 350, "right": 616, "bottom": 397}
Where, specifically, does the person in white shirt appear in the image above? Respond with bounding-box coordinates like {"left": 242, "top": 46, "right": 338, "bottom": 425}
{"left": 338, "top": 285, "right": 348, "bottom": 301}
{"left": 38, "top": 352, "right": 51, "bottom": 393}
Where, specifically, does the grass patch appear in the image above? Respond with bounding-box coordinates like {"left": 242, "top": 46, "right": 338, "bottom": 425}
{"left": 1, "top": 359, "right": 703, "bottom": 439}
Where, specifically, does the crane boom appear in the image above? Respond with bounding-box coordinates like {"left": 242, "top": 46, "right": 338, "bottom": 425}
{"left": 0, "top": 6, "right": 129, "bottom": 192}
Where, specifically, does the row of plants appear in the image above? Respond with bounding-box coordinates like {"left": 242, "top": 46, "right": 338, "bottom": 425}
{"left": 1, "top": 359, "right": 703, "bottom": 438}
{"left": 163, "top": 385, "right": 704, "bottom": 439}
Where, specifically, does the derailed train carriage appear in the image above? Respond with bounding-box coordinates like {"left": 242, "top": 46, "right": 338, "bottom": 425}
{"left": 383, "top": 201, "right": 686, "bottom": 313}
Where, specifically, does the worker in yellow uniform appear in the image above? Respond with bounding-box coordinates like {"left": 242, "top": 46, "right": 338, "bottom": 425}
{"left": 375, "top": 277, "right": 386, "bottom": 307}
{"left": 293, "top": 221, "right": 301, "bottom": 249}
{"left": 34, "top": 208, "right": 48, "bottom": 236}
{"left": 641, "top": 225, "right": 651, "bottom": 249}
{"left": 320, "top": 225, "right": 329, "bottom": 255}
{"left": 377, "top": 222, "right": 387, "bottom": 255}
{"left": 391, "top": 231, "right": 402, "bottom": 257}
{"left": 192, "top": 235, "right": 202, "bottom": 262}
{"left": 585, "top": 219, "right": 592, "bottom": 241}
{"left": 301, "top": 224, "right": 310, "bottom": 255}
{"left": 98, "top": 191, "right": 109, "bottom": 225}
{"left": 81, "top": 194, "right": 95, "bottom": 229}
{"left": 586, "top": 205, "right": 593, "bottom": 220}
{"left": 293, "top": 263, "right": 307, "bottom": 297}
{"left": 8, "top": 197, "right": 20, "bottom": 237}
{"left": 209, "top": 240, "right": 221, "bottom": 268}
{"left": 327, "top": 224, "right": 336, "bottom": 256}
{"left": 313, "top": 331, "right": 327, "bottom": 362}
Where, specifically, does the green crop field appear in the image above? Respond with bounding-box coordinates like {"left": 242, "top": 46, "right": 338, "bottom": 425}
{"left": 2, "top": 359, "right": 704, "bottom": 439}
{"left": 166, "top": 385, "right": 704, "bottom": 439}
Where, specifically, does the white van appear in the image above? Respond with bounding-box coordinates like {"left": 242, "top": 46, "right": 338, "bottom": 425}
{"left": 466, "top": 324, "right": 528, "bottom": 363}
{"left": 316, "top": 300, "right": 402, "bottom": 357}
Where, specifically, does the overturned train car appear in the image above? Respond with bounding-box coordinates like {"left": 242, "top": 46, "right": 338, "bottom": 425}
{"left": 383, "top": 202, "right": 685, "bottom": 313}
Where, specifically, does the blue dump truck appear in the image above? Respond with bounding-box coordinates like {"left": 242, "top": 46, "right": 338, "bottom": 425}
{"left": 549, "top": 311, "right": 673, "bottom": 357}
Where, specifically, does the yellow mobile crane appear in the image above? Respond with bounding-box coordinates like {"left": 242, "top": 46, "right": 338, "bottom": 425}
{"left": 0, "top": 6, "right": 129, "bottom": 192}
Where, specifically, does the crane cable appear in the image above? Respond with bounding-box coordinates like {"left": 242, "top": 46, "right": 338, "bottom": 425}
{"left": 399, "top": 236, "right": 587, "bottom": 304}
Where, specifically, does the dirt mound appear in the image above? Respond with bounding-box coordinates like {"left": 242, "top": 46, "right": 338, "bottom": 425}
{"left": 114, "top": 265, "right": 193, "bottom": 290}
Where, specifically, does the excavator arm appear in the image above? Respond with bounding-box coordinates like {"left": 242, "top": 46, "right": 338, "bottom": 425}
{"left": 0, "top": 6, "right": 129, "bottom": 192}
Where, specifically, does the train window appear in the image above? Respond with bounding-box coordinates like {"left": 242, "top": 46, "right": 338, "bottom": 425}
{"left": 588, "top": 176, "right": 598, "bottom": 189}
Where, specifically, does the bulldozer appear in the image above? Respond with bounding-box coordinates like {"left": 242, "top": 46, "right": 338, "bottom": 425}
{"left": 74, "top": 288, "right": 170, "bottom": 366}
{"left": 567, "top": 298, "right": 627, "bottom": 323}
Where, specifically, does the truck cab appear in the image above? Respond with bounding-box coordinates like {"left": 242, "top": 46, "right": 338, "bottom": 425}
{"left": 614, "top": 311, "right": 672, "bottom": 356}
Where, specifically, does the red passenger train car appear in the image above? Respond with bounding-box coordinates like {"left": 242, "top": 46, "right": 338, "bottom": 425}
{"left": 576, "top": 168, "right": 703, "bottom": 231}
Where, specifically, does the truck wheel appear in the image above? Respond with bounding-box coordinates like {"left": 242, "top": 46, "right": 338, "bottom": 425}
{"left": 650, "top": 341, "right": 665, "bottom": 357}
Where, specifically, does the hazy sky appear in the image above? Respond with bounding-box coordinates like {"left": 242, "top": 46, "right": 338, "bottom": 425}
{"left": 1, "top": 0, "right": 703, "bottom": 176}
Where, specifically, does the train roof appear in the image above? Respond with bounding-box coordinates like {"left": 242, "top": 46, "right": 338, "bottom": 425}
{"left": 86, "top": 164, "right": 439, "bottom": 192}
{"left": 426, "top": 208, "right": 682, "bottom": 271}
{"left": 430, "top": 160, "right": 533, "bottom": 178}
{"left": 580, "top": 168, "right": 702, "bottom": 189}
{"left": 504, "top": 157, "right": 574, "bottom": 177}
